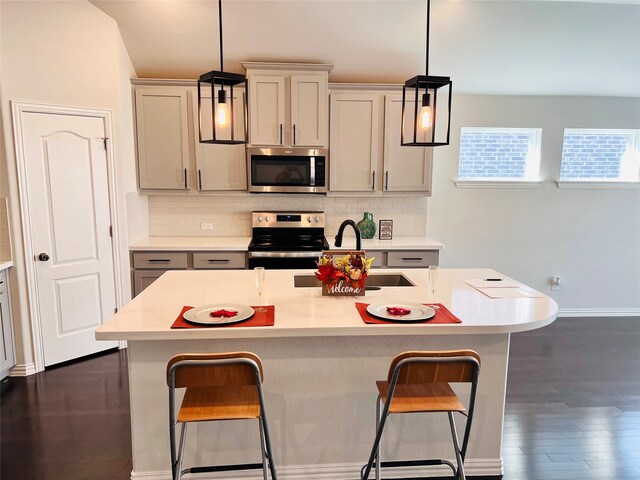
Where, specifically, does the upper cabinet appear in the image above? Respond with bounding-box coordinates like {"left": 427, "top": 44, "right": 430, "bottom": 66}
{"left": 135, "top": 88, "right": 190, "bottom": 190}
{"left": 329, "top": 89, "right": 433, "bottom": 195}
{"left": 383, "top": 95, "right": 432, "bottom": 192}
{"left": 133, "top": 83, "right": 247, "bottom": 192}
{"left": 244, "top": 63, "right": 331, "bottom": 148}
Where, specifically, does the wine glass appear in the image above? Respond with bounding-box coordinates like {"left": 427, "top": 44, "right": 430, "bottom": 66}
{"left": 255, "top": 267, "right": 265, "bottom": 305}
{"left": 428, "top": 265, "right": 439, "bottom": 309}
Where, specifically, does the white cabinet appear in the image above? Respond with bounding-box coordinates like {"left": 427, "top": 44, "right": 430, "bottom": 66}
{"left": 189, "top": 88, "right": 247, "bottom": 191}
{"left": 329, "top": 89, "right": 433, "bottom": 195}
{"left": 135, "top": 88, "right": 190, "bottom": 190}
{"left": 244, "top": 63, "right": 331, "bottom": 148}
{"left": 0, "top": 270, "right": 15, "bottom": 379}
{"left": 383, "top": 95, "right": 432, "bottom": 193}
{"left": 329, "top": 93, "right": 380, "bottom": 192}
{"left": 134, "top": 83, "right": 247, "bottom": 192}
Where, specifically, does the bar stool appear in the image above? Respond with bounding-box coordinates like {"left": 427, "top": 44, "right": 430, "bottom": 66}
{"left": 361, "top": 350, "right": 481, "bottom": 480}
{"left": 166, "top": 352, "right": 278, "bottom": 480}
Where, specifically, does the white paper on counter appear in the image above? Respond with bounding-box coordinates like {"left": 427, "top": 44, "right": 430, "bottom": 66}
{"left": 477, "top": 287, "right": 544, "bottom": 299}
{"left": 464, "top": 278, "right": 521, "bottom": 289}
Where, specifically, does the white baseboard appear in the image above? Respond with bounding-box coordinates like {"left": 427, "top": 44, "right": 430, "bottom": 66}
{"left": 9, "top": 362, "right": 37, "bottom": 377}
{"left": 558, "top": 308, "right": 640, "bottom": 317}
{"left": 131, "top": 458, "right": 502, "bottom": 479}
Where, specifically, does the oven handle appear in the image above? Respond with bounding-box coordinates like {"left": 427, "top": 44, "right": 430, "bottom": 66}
{"left": 248, "top": 251, "right": 322, "bottom": 258}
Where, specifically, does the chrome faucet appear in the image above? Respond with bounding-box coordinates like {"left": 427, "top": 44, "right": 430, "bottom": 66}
{"left": 334, "top": 220, "right": 362, "bottom": 251}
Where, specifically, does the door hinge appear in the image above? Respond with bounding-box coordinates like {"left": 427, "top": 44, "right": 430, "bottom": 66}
{"left": 114, "top": 307, "right": 118, "bottom": 314}
{"left": 109, "top": 225, "right": 113, "bottom": 237}
{"left": 103, "top": 137, "right": 109, "bottom": 150}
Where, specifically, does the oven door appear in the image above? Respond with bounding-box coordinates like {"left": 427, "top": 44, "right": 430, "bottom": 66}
{"left": 248, "top": 148, "right": 327, "bottom": 193}
{"left": 248, "top": 251, "right": 320, "bottom": 269}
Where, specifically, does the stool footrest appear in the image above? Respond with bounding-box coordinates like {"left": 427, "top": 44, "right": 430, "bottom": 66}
{"left": 381, "top": 458, "right": 452, "bottom": 469}
{"left": 189, "top": 462, "right": 265, "bottom": 473}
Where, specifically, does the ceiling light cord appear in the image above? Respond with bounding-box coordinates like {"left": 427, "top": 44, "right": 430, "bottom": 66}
{"left": 425, "top": 0, "right": 430, "bottom": 76}
{"left": 218, "top": 0, "right": 224, "bottom": 72}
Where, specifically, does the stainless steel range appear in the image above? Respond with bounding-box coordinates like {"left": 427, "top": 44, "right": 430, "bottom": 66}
{"left": 248, "top": 212, "right": 330, "bottom": 269}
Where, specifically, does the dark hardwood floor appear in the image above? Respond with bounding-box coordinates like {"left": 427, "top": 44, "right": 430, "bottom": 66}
{"left": 1, "top": 317, "right": 639, "bottom": 480}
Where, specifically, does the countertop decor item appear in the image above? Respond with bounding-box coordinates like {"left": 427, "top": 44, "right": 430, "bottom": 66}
{"left": 315, "top": 250, "right": 374, "bottom": 296}
{"left": 379, "top": 220, "right": 393, "bottom": 240}
{"left": 401, "top": 0, "right": 452, "bottom": 147}
{"left": 357, "top": 212, "right": 376, "bottom": 239}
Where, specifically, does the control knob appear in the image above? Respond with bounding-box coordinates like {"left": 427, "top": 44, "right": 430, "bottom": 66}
{"left": 315, "top": 216, "right": 320, "bottom": 223}
{"left": 307, "top": 216, "right": 312, "bottom": 223}
{"left": 265, "top": 216, "right": 271, "bottom": 222}
{"left": 258, "top": 216, "right": 263, "bottom": 222}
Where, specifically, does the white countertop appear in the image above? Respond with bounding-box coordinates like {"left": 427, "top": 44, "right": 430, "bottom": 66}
{"left": 129, "top": 236, "right": 251, "bottom": 251}
{"left": 0, "top": 260, "right": 13, "bottom": 271}
{"left": 129, "top": 236, "right": 444, "bottom": 252}
{"left": 96, "top": 268, "right": 557, "bottom": 341}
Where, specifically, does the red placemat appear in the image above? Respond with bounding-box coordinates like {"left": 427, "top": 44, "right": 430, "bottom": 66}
{"left": 171, "top": 305, "right": 275, "bottom": 329}
{"left": 355, "top": 302, "right": 462, "bottom": 325}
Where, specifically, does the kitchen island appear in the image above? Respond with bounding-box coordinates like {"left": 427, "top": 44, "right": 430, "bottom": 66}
{"left": 97, "top": 268, "right": 557, "bottom": 479}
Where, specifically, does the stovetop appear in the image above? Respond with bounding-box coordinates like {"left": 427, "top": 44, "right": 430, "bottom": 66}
{"left": 249, "top": 211, "right": 329, "bottom": 252}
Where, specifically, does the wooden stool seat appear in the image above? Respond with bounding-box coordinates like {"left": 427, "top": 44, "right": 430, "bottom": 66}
{"left": 178, "top": 385, "right": 261, "bottom": 422}
{"left": 376, "top": 381, "right": 466, "bottom": 414}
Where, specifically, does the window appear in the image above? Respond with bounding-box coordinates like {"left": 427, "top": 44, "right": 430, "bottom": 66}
{"left": 457, "top": 127, "right": 542, "bottom": 182}
{"left": 560, "top": 129, "right": 640, "bottom": 182}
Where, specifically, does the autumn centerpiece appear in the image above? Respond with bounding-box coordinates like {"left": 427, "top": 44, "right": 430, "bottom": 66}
{"left": 315, "top": 250, "right": 374, "bottom": 296}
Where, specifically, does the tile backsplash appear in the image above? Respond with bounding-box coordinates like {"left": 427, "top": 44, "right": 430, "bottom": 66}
{"left": 148, "top": 195, "right": 427, "bottom": 237}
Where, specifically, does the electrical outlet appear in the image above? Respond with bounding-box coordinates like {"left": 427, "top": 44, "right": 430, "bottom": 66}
{"left": 551, "top": 276, "right": 560, "bottom": 291}
{"left": 201, "top": 223, "right": 214, "bottom": 230}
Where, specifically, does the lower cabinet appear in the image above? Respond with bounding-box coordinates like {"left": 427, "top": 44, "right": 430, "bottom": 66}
{"left": 131, "top": 251, "right": 247, "bottom": 297}
{"left": 364, "top": 250, "right": 439, "bottom": 269}
{"left": 0, "top": 270, "right": 16, "bottom": 379}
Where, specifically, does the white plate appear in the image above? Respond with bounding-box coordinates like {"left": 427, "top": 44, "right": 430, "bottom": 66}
{"left": 183, "top": 304, "right": 255, "bottom": 326}
{"left": 366, "top": 302, "right": 435, "bottom": 322}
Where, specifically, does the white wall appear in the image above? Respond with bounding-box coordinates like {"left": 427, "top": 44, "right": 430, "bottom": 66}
{"left": 0, "top": 0, "right": 138, "bottom": 372}
{"left": 429, "top": 95, "right": 640, "bottom": 315}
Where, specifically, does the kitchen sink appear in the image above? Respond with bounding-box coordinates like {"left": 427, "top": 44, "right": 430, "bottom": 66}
{"left": 293, "top": 274, "right": 415, "bottom": 288}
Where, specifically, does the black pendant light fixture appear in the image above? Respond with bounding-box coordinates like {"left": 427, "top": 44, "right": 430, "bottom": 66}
{"left": 401, "top": 0, "right": 452, "bottom": 147}
{"left": 197, "top": 0, "right": 248, "bottom": 144}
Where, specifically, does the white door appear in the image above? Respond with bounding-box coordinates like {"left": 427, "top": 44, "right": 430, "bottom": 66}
{"left": 21, "top": 112, "right": 118, "bottom": 366}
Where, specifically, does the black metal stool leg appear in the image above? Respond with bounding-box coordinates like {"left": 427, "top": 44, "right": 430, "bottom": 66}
{"left": 447, "top": 412, "right": 465, "bottom": 480}
{"left": 258, "top": 419, "right": 269, "bottom": 480}
{"left": 375, "top": 396, "right": 382, "bottom": 480}
{"left": 260, "top": 415, "right": 278, "bottom": 480}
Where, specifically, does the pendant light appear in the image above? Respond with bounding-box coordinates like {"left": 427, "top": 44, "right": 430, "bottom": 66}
{"left": 197, "top": 0, "right": 248, "bottom": 144}
{"left": 401, "top": 0, "right": 452, "bottom": 147}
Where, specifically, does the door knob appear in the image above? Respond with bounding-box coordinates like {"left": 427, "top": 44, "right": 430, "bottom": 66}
{"left": 38, "top": 253, "right": 50, "bottom": 262}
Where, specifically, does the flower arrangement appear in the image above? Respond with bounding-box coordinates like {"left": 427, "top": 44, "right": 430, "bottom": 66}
{"left": 315, "top": 251, "right": 374, "bottom": 296}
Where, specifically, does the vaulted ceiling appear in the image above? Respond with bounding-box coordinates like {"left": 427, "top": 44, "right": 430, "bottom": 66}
{"left": 91, "top": 0, "right": 640, "bottom": 96}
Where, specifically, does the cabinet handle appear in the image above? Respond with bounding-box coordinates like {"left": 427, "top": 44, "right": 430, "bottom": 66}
{"left": 280, "top": 124, "right": 283, "bottom": 145}
{"left": 402, "top": 257, "right": 423, "bottom": 261}
{"left": 371, "top": 171, "right": 376, "bottom": 191}
{"left": 184, "top": 168, "right": 188, "bottom": 189}
{"left": 207, "top": 259, "right": 230, "bottom": 263}
{"left": 198, "top": 170, "right": 202, "bottom": 191}
{"left": 293, "top": 124, "right": 296, "bottom": 145}
{"left": 148, "top": 259, "right": 171, "bottom": 263}
{"left": 385, "top": 171, "right": 389, "bottom": 191}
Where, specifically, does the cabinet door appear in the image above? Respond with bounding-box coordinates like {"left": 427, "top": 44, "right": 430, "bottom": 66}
{"left": 249, "top": 75, "right": 286, "bottom": 146}
{"left": 133, "top": 270, "right": 166, "bottom": 297}
{"left": 135, "top": 88, "right": 190, "bottom": 190}
{"left": 329, "top": 94, "right": 380, "bottom": 192}
{"left": 383, "top": 95, "right": 432, "bottom": 193}
{"left": 191, "top": 90, "right": 247, "bottom": 191}
{"left": 290, "top": 74, "right": 327, "bottom": 147}
{"left": 0, "top": 271, "right": 15, "bottom": 378}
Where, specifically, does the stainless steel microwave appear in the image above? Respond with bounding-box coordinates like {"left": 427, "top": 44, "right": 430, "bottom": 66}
{"left": 247, "top": 147, "right": 328, "bottom": 193}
